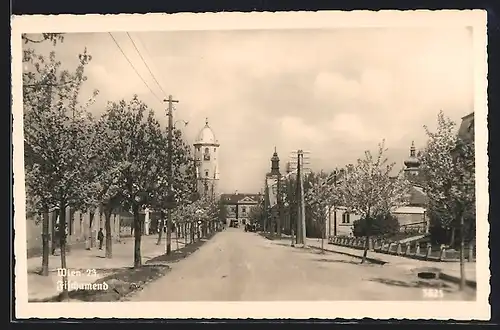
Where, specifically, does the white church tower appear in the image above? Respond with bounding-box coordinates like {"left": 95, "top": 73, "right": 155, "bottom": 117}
{"left": 194, "top": 118, "right": 220, "bottom": 199}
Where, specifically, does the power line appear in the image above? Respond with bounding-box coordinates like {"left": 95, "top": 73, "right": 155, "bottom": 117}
{"left": 126, "top": 32, "right": 168, "bottom": 99}
{"left": 108, "top": 32, "right": 163, "bottom": 104}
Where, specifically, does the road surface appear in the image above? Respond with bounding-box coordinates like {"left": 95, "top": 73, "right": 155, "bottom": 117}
{"left": 128, "top": 228, "right": 475, "bottom": 301}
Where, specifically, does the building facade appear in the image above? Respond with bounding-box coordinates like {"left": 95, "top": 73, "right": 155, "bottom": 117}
{"left": 458, "top": 112, "right": 474, "bottom": 142}
{"left": 193, "top": 118, "right": 220, "bottom": 199}
{"left": 220, "top": 193, "right": 261, "bottom": 227}
{"left": 325, "top": 141, "right": 429, "bottom": 237}
{"left": 25, "top": 206, "right": 122, "bottom": 258}
{"left": 391, "top": 141, "right": 428, "bottom": 233}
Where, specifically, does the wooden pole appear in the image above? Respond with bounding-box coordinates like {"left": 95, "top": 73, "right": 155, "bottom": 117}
{"left": 299, "top": 151, "right": 307, "bottom": 247}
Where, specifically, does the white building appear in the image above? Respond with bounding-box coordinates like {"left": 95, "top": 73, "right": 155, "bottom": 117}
{"left": 193, "top": 118, "right": 220, "bottom": 198}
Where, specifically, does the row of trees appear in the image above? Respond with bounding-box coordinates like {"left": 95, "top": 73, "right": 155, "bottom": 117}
{"left": 22, "top": 34, "right": 223, "bottom": 299}
{"left": 255, "top": 111, "right": 475, "bottom": 270}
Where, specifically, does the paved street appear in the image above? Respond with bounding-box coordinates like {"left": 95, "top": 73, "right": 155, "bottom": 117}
{"left": 129, "top": 228, "right": 475, "bottom": 301}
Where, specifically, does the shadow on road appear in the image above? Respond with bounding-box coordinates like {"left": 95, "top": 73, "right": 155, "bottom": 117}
{"left": 368, "top": 277, "right": 454, "bottom": 291}
{"left": 313, "top": 258, "right": 381, "bottom": 267}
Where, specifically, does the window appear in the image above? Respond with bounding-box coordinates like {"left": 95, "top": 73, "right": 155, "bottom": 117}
{"left": 342, "top": 212, "right": 350, "bottom": 224}
{"left": 196, "top": 146, "right": 200, "bottom": 152}
{"left": 205, "top": 148, "right": 209, "bottom": 153}
{"left": 214, "top": 148, "right": 216, "bottom": 152}
{"left": 241, "top": 206, "right": 247, "bottom": 214}
{"left": 205, "top": 170, "right": 209, "bottom": 177}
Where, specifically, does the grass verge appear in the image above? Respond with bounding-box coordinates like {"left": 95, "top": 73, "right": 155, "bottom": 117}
{"left": 258, "top": 232, "right": 283, "bottom": 240}
{"left": 30, "top": 265, "right": 171, "bottom": 302}
{"left": 145, "top": 233, "right": 215, "bottom": 264}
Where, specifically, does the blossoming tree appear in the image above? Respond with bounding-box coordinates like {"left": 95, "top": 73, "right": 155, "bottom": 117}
{"left": 100, "top": 96, "right": 165, "bottom": 268}
{"left": 23, "top": 38, "right": 99, "bottom": 297}
{"left": 420, "top": 111, "right": 475, "bottom": 290}
{"left": 340, "top": 140, "right": 411, "bottom": 263}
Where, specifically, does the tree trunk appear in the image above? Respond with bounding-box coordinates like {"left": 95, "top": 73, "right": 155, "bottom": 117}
{"left": 156, "top": 213, "right": 165, "bottom": 245}
{"left": 361, "top": 235, "right": 370, "bottom": 264}
{"left": 41, "top": 211, "right": 50, "bottom": 276}
{"left": 166, "top": 210, "right": 172, "bottom": 255}
{"left": 184, "top": 223, "right": 188, "bottom": 245}
{"left": 51, "top": 212, "right": 57, "bottom": 255}
{"left": 321, "top": 215, "right": 325, "bottom": 254}
{"left": 459, "top": 213, "right": 466, "bottom": 290}
{"left": 86, "top": 211, "right": 95, "bottom": 250}
{"left": 104, "top": 207, "right": 113, "bottom": 259}
{"left": 58, "top": 204, "right": 69, "bottom": 301}
{"left": 270, "top": 210, "right": 276, "bottom": 238}
{"left": 361, "top": 213, "right": 371, "bottom": 264}
{"left": 277, "top": 208, "right": 282, "bottom": 239}
{"left": 175, "top": 224, "right": 180, "bottom": 251}
{"left": 133, "top": 204, "right": 142, "bottom": 268}
{"left": 450, "top": 227, "right": 456, "bottom": 247}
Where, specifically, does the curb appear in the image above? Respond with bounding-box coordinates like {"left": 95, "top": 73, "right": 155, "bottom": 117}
{"left": 307, "top": 245, "right": 387, "bottom": 265}
{"left": 438, "top": 272, "right": 477, "bottom": 289}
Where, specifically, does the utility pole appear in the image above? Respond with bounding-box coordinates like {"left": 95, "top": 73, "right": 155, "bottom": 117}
{"left": 333, "top": 170, "right": 338, "bottom": 237}
{"left": 286, "top": 166, "right": 295, "bottom": 247}
{"left": 296, "top": 152, "right": 302, "bottom": 244}
{"left": 298, "top": 150, "right": 307, "bottom": 247}
{"left": 165, "top": 94, "right": 179, "bottom": 255}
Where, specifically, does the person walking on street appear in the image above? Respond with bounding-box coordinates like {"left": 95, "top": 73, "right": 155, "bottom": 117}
{"left": 98, "top": 228, "right": 104, "bottom": 250}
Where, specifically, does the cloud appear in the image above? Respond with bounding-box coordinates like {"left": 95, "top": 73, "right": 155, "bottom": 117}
{"left": 23, "top": 28, "right": 474, "bottom": 193}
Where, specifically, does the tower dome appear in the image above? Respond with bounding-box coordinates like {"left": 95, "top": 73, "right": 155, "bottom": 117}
{"left": 404, "top": 141, "right": 421, "bottom": 169}
{"left": 195, "top": 118, "right": 218, "bottom": 145}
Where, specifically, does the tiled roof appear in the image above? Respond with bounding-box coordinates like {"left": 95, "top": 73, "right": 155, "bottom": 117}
{"left": 220, "top": 193, "right": 261, "bottom": 204}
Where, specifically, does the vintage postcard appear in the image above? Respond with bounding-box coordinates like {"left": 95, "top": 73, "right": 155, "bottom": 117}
{"left": 12, "top": 10, "right": 489, "bottom": 320}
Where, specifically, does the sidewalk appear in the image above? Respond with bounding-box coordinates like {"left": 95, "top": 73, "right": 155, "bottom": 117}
{"left": 271, "top": 235, "right": 476, "bottom": 287}
{"left": 304, "top": 238, "right": 477, "bottom": 286}
{"left": 27, "top": 234, "right": 185, "bottom": 301}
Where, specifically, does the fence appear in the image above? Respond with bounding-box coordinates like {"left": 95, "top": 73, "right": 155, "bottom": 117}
{"left": 328, "top": 236, "right": 476, "bottom": 262}
{"left": 399, "top": 221, "right": 428, "bottom": 234}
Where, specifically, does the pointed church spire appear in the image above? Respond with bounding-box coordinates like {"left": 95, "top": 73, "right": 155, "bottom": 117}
{"left": 271, "top": 148, "right": 280, "bottom": 175}
{"left": 404, "top": 140, "right": 421, "bottom": 178}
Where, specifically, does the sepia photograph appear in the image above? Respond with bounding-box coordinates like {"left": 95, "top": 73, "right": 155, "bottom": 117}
{"left": 12, "top": 10, "right": 489, "bottom": 319}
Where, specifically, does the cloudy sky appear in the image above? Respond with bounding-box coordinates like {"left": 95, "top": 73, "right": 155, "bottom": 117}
{"left": 24, "top": 28, "right": 473, "bottom": 193}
